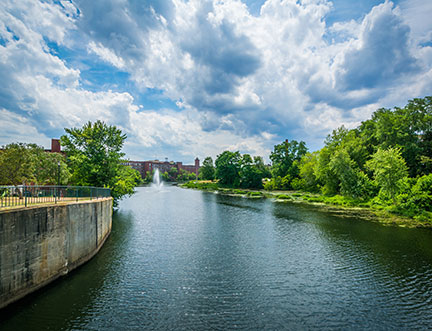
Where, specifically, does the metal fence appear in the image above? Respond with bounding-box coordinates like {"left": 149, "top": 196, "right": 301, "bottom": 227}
{"left": 0, "top": 185, "right": 111, "bottom": 209}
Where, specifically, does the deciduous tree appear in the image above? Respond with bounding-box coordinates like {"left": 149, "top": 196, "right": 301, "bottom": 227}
{"left": 60, "top": 121, "right": 140, "bottom": 205}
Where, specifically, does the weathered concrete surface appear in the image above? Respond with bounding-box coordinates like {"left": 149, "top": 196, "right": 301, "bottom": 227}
{"left": 0, "top": 198, "right": 112, "bottom": 309}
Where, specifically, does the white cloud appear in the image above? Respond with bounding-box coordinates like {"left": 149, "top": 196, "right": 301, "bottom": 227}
{"left": 0, "top": 0, "right": 431, "bottom": 162}
{"left": 87, "top": 41, "right": 125, "bottom": 69}
{"left": 0, "top": 109, "right": 50, "bottom": 147}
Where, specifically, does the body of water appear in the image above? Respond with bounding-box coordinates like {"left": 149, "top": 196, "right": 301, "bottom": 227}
{"left": 1, "top": 185, "right": 432, "bottom": 330}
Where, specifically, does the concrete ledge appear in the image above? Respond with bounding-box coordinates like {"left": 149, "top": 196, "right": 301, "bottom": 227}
{"left": 0, "top": 198, "right": 112, "bottom": 309}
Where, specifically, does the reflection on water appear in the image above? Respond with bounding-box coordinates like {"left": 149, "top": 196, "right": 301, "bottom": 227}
{"left": 1, "top": 186, "right": 432, "bottom": 330}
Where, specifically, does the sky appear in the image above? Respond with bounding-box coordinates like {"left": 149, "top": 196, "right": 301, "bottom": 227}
{"left": 0, "top": 0, "right": 431, "bottom": 164}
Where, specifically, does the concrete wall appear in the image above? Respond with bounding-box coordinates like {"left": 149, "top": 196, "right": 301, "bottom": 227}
{"left": 0, "top": 198, "right": 112, "bottom": 309}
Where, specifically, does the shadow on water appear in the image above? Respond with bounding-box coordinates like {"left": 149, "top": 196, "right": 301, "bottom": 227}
{"left": 270, "top": 201, "right": 432, "bottom": 328}
{"left": 0, "top": 211, "right": 134, "bottom": 331}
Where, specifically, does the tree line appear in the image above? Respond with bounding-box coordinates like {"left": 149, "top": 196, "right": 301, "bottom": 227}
{"left": 198, "top": 96, "right": 432, "bottom": 219}
{"left": 142, "top": 167, "right": 197, "bottom": 183}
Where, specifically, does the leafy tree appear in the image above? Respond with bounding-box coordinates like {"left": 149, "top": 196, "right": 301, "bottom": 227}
{"left": 177, "top": 169, "right": 196, "bottom": 182}
{"left": 0, "top": 143, "right": 37, "bottom": 185}
{"left": 0, "top": 143, "right": 69, "bottom": 185}
{"left": 329, "top": 148, "right": 372, "bottom": 199}
{"left": 110, "top": 165, "right": 142, "bottom": 202}
{"left": 199, "top": 157, "right": 215, "bottom": 180}
{"left": 366, "top": 147, "right": 408, "bottom": 202}
{"left": 162, "top": 171, "right": 170, "bottom": 182}
{"left": 410, "top": 174, "right": 432, "bottom": 212}
{"left": 60, "top": 121, "right": 140, "bottom": 205}
{"left": 239, "top": 154, "right": 265, "bottom": 189}
{"left": 270, "top": 139, "right": 307, "bottom": 179}
{"left": 168, "top": 167, "right": 178, "bottom": 181}
{"left": 294, "top": 152, "right": 320, "bottom": 192}
{"left": 315, "top": 147, "right": 339, "bottom": 195}
{"left": 215, "top": 151, "right": 241, "bottom": 185}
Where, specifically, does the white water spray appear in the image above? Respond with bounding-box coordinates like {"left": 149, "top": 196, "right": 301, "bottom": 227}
{"left": 151, "top": 168, "right": 163, "bottom": 189}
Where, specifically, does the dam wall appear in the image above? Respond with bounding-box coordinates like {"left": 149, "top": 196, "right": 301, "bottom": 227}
{"left": 0, "top": 198, "right": 113, "bottom": 309}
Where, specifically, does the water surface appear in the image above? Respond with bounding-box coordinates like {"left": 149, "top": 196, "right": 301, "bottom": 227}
{"left": 1, "top": 186, "right": 432, "bottom": 330}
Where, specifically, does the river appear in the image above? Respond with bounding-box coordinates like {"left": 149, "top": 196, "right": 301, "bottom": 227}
{"left": 1, "top": 185, "right": 432, "bottom": 330}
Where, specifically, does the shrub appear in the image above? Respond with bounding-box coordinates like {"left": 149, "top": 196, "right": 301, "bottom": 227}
{"left": 276, "top": 194, "right": 292, "bottom": 200}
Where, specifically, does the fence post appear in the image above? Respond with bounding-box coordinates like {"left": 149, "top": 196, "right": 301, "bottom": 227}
{"left": 76, "top": 188, "right": 78, "bottom": 202}
{"left": 24, "top": 185, "right": 27, "bottom": 207}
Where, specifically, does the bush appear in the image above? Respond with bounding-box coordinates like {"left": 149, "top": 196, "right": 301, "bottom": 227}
{"left": 276, "top": 194, "right": 292, "bottom": 200}
{"left": 233, "top": 189, "right": 247, "bottom": 195}
{"left": 247, "top": 191, "right": 263, "bottom": 197}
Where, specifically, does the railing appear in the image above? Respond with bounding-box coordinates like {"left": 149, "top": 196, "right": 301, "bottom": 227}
{"left": 0, "top": 185, "right": 111, "bottom": 209}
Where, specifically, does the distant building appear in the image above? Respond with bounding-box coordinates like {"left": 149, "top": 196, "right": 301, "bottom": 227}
{"left": 124, "top": 158, "right": 200, "bottom": 178}
{"left": 45, "top": 139, "right": 62, "bottom": 153}
{"left": 45, "top": 138, "right": 199, "bottom": 179}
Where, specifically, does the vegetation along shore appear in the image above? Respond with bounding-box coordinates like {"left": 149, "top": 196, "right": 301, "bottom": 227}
{"left": 182, "top": 96, "right": 432, "bottom": 228}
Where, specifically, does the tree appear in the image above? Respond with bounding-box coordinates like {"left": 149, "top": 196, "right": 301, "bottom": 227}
{"left": 270, "top": 139, "right": 307, "bottom": 180}
{"left": 0, "top": 143, "right": 69, "bottom": 185}
{"left": 199, "top": 157, "right": 215, "bottom": 180}
{"left": 168, "top": 167, "right": 178, "bottom": 181}
{"left": 215, "top": 151, "right": 241, "bottom": 185}
{"left": 329, "top": 148, "right": 372, "bottom": 199}
{"left": 295, "top": 152, "right": 320, "bottom": 192}
{"left": 366, "top": 147, "right": 408, "bottom": 202}
{"left": 239, "top": 154, "right": 265, "bottom": 189}
{"left": 315, "top": 146, "right": 339, "bottom": 195}
{"left": 60, "top": 121, "right": 140, "bottom": 205}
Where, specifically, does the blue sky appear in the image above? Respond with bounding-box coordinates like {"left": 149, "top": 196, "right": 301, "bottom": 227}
{"left": 0, "top": 0, "right": 431, "bottom": 163}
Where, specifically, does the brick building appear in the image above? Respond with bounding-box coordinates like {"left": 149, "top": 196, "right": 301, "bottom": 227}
{"left": 46, "top": 139, "right": 61, "bottom": 153}
{"left": 46, "top": 138, "right": 199, "bottom": 179}
{"left": 124, "top": 158, "right": 200, "bottom": 178}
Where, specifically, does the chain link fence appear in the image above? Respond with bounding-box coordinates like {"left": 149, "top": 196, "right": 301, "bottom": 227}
{"left": 0, "top": 185, "right": 111, "bottom": 209}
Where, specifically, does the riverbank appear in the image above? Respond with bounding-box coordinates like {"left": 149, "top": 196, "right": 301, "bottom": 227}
{"left": 180, "top": 181, "right": 432, "bottom": 229}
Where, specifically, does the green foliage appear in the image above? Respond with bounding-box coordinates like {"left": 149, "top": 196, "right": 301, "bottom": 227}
{"left": 200, "top": 157, "right": 215, "bottom": 180}
{"left": 61, "top": 120, "right": 140, "bottom": 205}
{"left": 176, "top": 169, "right": 196, "bottom": 182}
{"left": 168, "top": 167, "right": 178, "bottom": 180}
{"left": 366, "top": 147, "right": 408, "bottom": 201}
{"left": 110, "top": 164, "right": 142, "bottom": 202}
{"left": 215, "top": 151, "right": 241, "bottom": 186}
{"left": 182, "top": 180, "right": 219, "bottom": 190}
{"left": 276, "top": 194, "right": 292, "bottom": 200}
{"left": 162, "top": 171, "right": 170, "bottom": 182}
{"left": 329, "top": 149, "right": 372, "bottom": 199}
{"left": 0, "top": 143, "right": 70, "bottom": 185}
{"left": 239, "top": 154, "right": 267, "bottom": 189}
{"left": 143, "top": 170, "right": 153, "bottom": 183}
{"left": 315, "top": 147, "right": 339, "bottom": 195}
{"left": 295, "top": 152, "right": 320, "bottom": 192}
{"left": 247, "top": 191, "right": 263, "bottom": 197}
{"left": 263, "top": 174, "right": 292, "bottom": 190}
{"left": 270, "top": 139, "right": 307, "bottom": 181}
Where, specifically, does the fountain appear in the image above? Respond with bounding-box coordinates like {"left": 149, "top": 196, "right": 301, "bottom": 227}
{"left": 151, "top": 168, "right": 163, "bottom": 189}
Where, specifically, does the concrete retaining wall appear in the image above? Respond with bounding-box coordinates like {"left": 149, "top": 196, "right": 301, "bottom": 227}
{"left": 0, "top": 198, "right": 112, "bottom": 309}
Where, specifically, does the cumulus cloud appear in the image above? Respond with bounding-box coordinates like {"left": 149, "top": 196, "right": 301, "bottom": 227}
{"left": 0, "top": 0, "right": 431, "bottom": 159}
{"left": 337, "top": 2, "right": 419, "bottom": 91}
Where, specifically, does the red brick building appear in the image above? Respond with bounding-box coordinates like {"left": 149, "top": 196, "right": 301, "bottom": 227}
{"left": 124, "top": 158, "right": 200, "bottom": 178}
{"left": 45, "top": 139, "right": 61, "bottom": 153}
{"left": 47, "top": 138, "right": 199, "bottom": 179}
